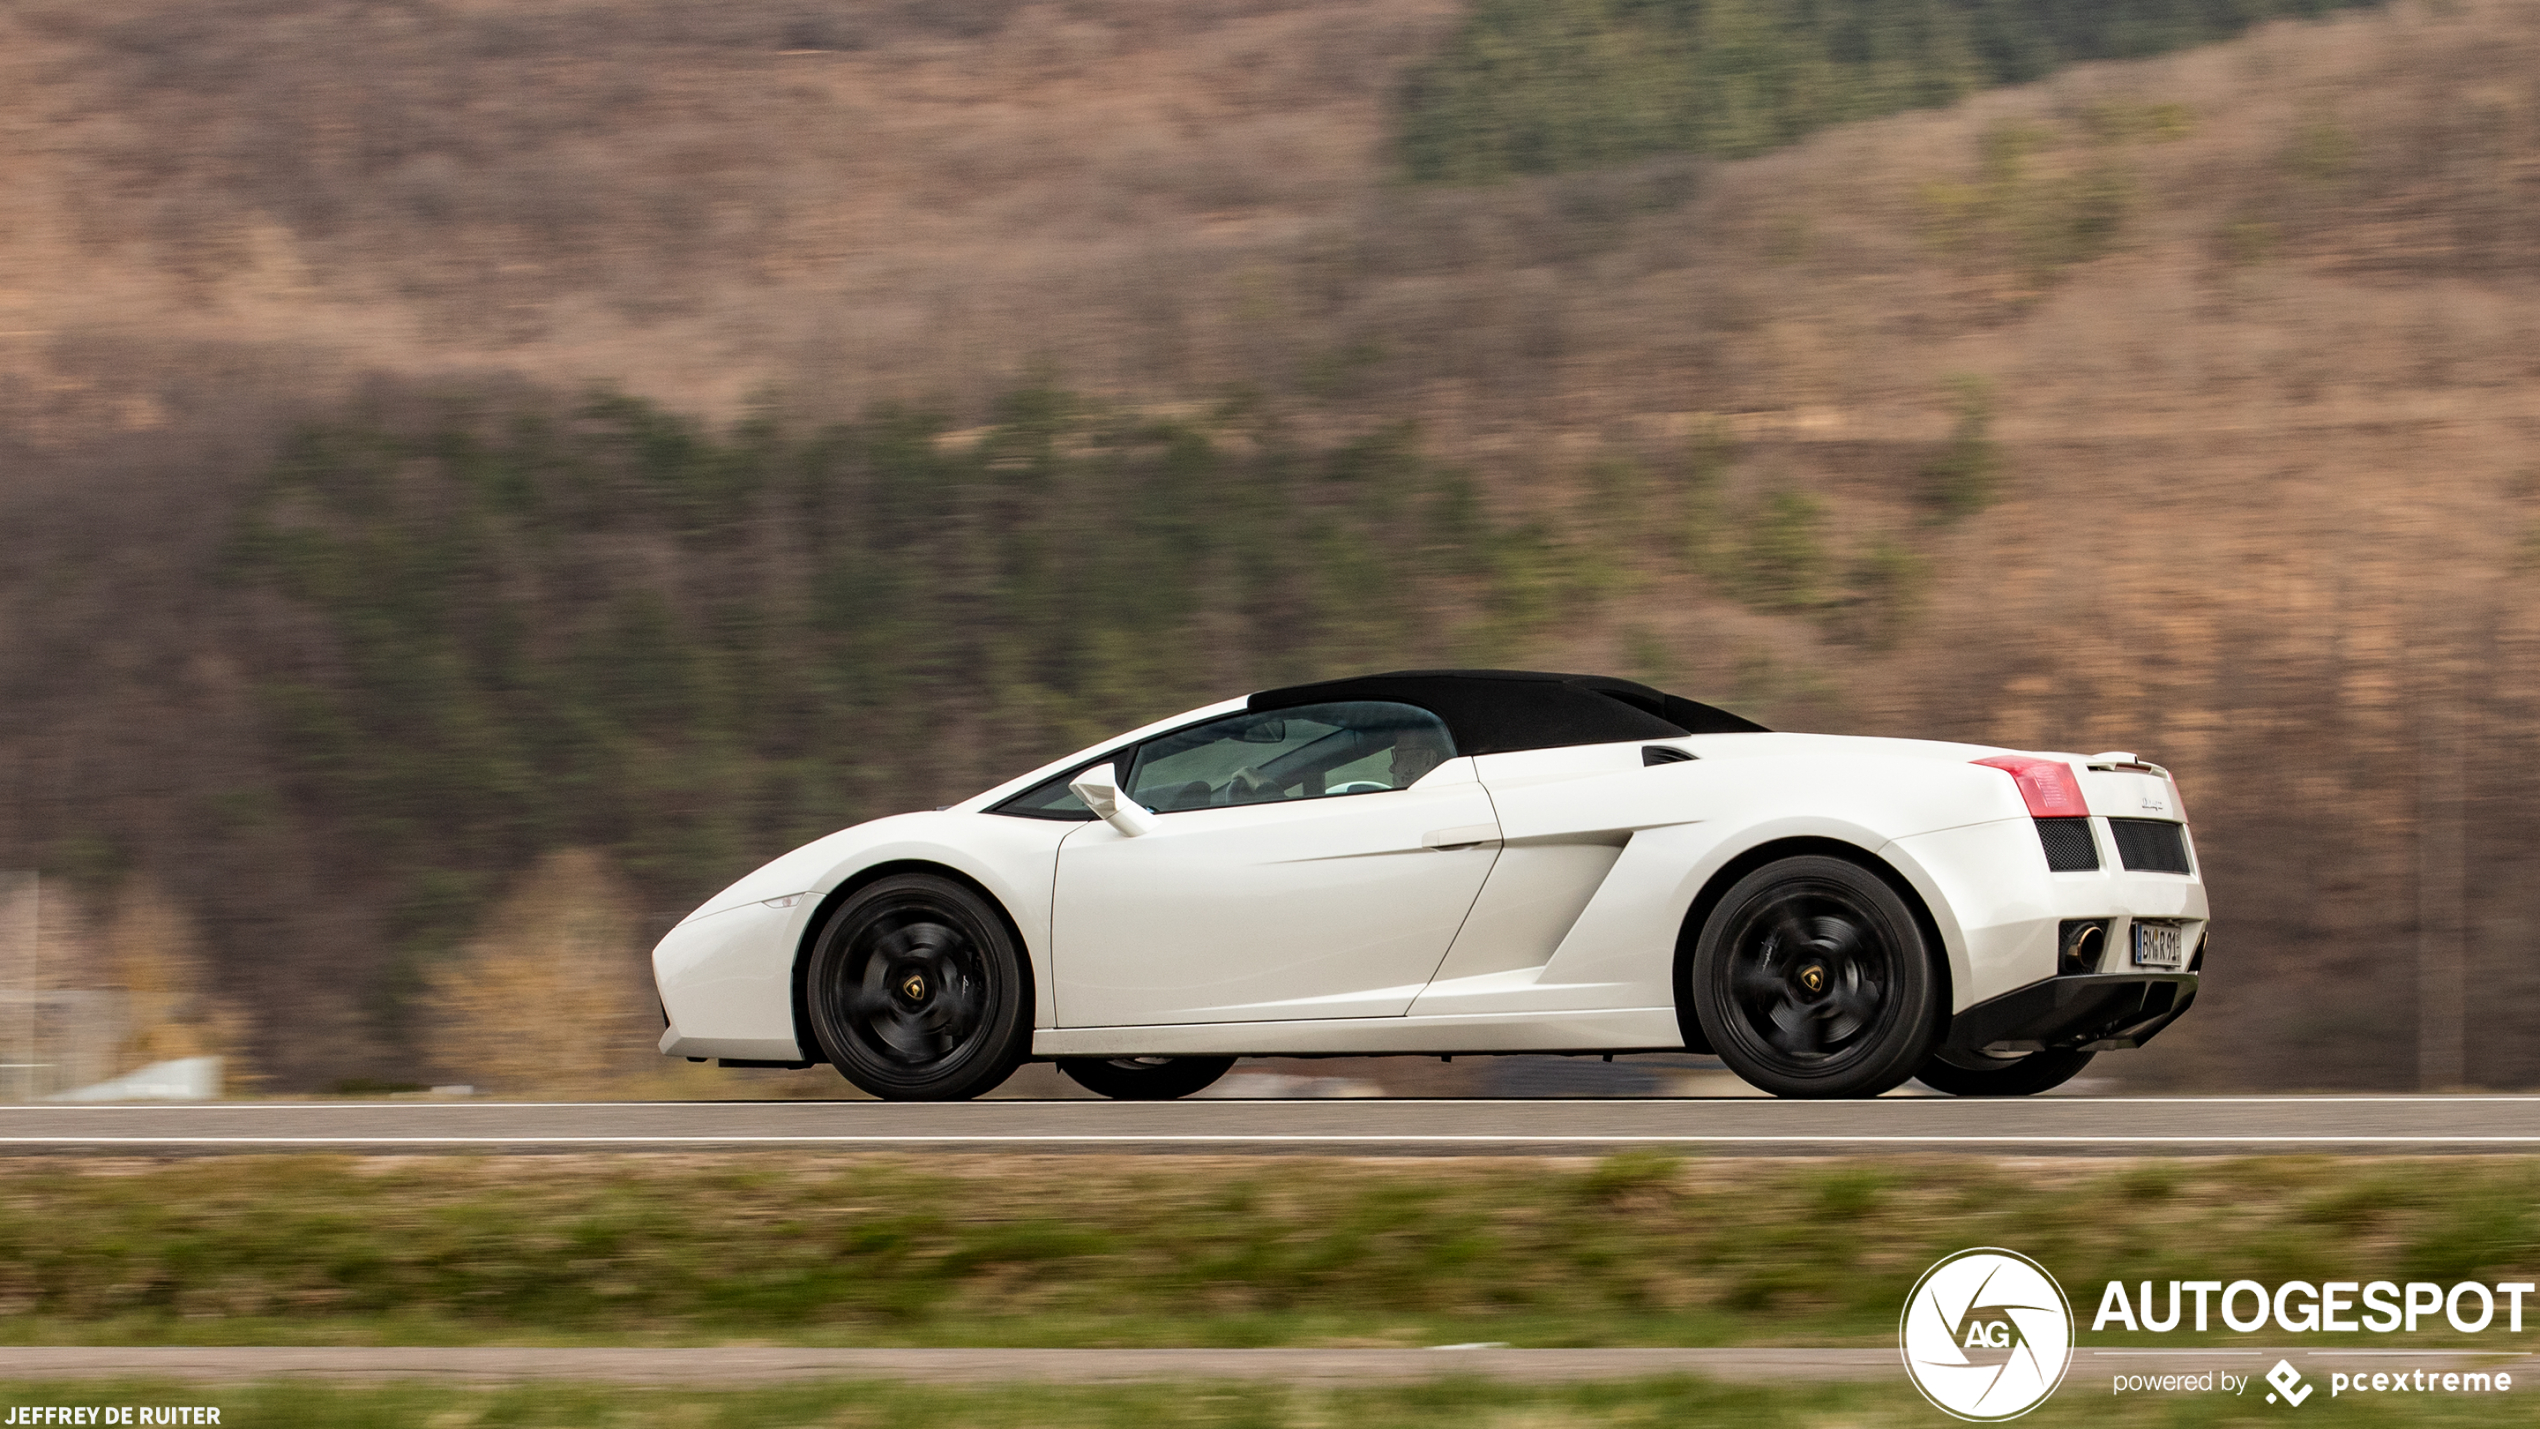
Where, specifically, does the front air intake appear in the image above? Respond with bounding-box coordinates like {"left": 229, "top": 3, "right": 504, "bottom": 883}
{"left": 2109, "top": 819, "right": 2192, "bottom": 874}
{"left": 2034, "top": 817, "right": 2100, "bottom": 871}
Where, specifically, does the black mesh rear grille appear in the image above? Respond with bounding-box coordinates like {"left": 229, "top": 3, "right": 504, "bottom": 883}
{"left": 2110, "top": 819, "right": 2192, "bottom": 874}
{"left": 2035, "top": 818, "right": 2099, "bottom": 871}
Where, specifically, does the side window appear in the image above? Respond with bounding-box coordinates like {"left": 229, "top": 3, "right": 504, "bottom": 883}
{"left": 989, "top": 763, "right": 1110, "bottom": 821}
{"left": 1125, "top": 702, "right": 1454, "bottom": 813}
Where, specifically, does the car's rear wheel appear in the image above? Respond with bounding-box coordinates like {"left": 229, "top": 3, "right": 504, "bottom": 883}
{"left": 1058, "top": 1056, "right": 1235, "bottom": 1100}
{"left": 1914, "top": 1047, "right": 2094, "bottom": 1097}
{"left": 805, "top": 873, "right": 1030, "bottom": 1101}
{"left": 1689, "top": 855, "right": 1943, "bottom": 1099}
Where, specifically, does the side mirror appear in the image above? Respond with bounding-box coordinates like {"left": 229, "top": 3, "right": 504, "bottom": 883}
{"left": 1069, "top": 764, "right": 1157, "bottom": 838}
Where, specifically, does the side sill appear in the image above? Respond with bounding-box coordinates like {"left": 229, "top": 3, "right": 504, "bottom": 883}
{"left": 1034, "top": 1007, "right": 1682, "bottom": 1059}
{"left": 660, "top": 1031, "right": 810, "bottom": 1061}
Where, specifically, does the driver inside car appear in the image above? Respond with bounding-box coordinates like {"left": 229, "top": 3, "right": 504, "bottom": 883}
{"left": 1226, "top": 720, "right": 1455, "bottom": 802}
{"left": 1385, "top": 724, "right": 1451, "bottom": 788}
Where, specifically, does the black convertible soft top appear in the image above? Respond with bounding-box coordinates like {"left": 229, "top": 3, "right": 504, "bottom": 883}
{"left": 1247, "top": 669, "right": 1767, "bottom": 758}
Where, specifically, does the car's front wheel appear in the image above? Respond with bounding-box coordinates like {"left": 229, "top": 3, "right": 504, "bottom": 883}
{"left": 1058, "top": 1056, "right": 1235, "bottom": 1100}
{"left": 805, "top": 873, "right": 1031, "bottom": 1101}
{"left": 1688, "top": 855, "right": 1943, "bottom": 1099}
{"left": 1914, "top": 1047, "right": 2094, "bottom": 1097}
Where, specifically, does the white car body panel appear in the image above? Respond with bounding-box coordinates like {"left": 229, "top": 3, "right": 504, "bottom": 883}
{"left": 1402, "top": 734, "right": 2039, "bottom": 1021}
{"left": 651, "top": 899, "right": 809, "bottom": 1060}
{"left": 656, "top": 811, "right": 1077, "bottom": 1057}
{"left": 653, "top": 685, "right": 2207, "bottom": 1066}
{"left": 1051, "top": 757, "right": 1500, "bottom": 1025}
{"left": 1033, "top": 1006, "right": 1683, "bottom": 1058}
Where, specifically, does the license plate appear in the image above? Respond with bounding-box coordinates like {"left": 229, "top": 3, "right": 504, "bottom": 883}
{"left": 2132, "top": 921, "right": 2185, "bottom": 969}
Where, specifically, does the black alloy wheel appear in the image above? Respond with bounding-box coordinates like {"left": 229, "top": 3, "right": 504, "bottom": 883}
{"left": 1689, "top": 855, "right": 1942, "bottom": 1098}
{"left": 805, "top": 873, "right": 1030, "bottom": 1101}
{"left": 1914, "top": 1046, "right": 2095, "bottom": 1097}
{"left": 1058, "top": 1055, "right": 1236, "bottom": 1101}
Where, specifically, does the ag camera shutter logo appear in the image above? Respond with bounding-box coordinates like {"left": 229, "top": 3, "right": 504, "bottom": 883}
{"left": 1901, "top": 1248, "right": 2076, "bottom": 1420}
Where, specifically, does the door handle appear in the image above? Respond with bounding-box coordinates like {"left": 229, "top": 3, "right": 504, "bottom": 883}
{"left": 1422, "top": 824, "right": 1502, "bottom": 852}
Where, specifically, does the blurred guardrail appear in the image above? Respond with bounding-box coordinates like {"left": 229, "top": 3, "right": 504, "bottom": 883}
{"left": 0, "top": 990, "right": 131, "bottom": 1102}
{"left": 2, "top": 872, "right": 150, "bottom": 1101}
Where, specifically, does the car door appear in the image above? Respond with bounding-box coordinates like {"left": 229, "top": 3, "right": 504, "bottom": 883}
{"left": 1052, "top": 700, "right": 1501, "bottom": 1027}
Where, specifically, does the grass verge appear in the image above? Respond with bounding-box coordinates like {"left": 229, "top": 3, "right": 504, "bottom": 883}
{"left": 0, "top": 1376, "right": 2529, "bottom": 1428}
{"left": 0, "top": 1154, "right": 2533, "bottom": 1349}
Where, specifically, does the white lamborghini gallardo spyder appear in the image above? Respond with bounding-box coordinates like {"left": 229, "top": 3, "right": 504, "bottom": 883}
{"left": 653, "top": 670, "right": 2205, "bottom": 1100}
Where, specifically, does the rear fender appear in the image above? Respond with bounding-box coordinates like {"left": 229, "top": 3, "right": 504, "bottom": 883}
{"left": 1660, "top": 820, "right": 1968, "bottom": 1023}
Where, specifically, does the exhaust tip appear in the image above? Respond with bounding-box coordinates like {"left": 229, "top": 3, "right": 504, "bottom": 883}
{"left": 2058, "top": 919, "right": 2109, "bottom": 976}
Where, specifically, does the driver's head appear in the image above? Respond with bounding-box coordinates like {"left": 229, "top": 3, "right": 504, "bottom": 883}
{"left": 1389, "top": 726, "right": 1451, "bottom": 786}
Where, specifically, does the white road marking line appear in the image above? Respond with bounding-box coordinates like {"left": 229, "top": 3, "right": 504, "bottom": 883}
{"left": 2, "top": 1134, "right": 2538, "bottom": 1145}
{"left": 8, "top": 1095, "right": 2540, "bottom": 1110}
{"left": 2303, "top": 1350, "right": 2536, "bottom": 1357}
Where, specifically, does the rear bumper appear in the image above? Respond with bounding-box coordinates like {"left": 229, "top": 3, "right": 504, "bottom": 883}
{"left": 1945, "top": 972, "right": 2199, "bottom": 1056}
{"left": 1888, "top": 816, "right": 2208, "bottom": 1012}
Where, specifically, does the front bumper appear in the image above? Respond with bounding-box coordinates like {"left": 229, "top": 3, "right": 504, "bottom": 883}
{"left": 1945, "top": 972, "right": 2199, "bottom": 1057}
{"left": 654, "top": 897, "right": 813, "bottom": 1061}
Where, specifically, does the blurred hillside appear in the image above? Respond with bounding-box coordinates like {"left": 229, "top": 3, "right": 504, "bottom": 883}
{"left": 1399, "top": 0, "right": 2384, "bottom": 179}
{"left": 4, "top": 0, "right": 2539, "bottom": 1090}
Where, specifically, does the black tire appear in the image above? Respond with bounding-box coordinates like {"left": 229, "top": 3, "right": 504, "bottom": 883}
{"left": 1058, "top": 1056, "right": 1236, "bottom": 1101}
{"left": 804, "top": 873, "right": 1031, "bottom": 1101}
{"left": 1915, "top": 1047, "right": 2095, "bottom": 1097}
{"left": 1688, "top": 855, "right": 1944, "bottom": 1099}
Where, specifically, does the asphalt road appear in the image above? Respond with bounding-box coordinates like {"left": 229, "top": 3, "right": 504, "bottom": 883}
{"left": 1, "top": 1095, "right": 2536, "bottom": 1154}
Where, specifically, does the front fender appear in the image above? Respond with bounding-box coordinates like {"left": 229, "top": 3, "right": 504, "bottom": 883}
{"left": 655, "top": 812, "right": 1075, "bottom": 1058}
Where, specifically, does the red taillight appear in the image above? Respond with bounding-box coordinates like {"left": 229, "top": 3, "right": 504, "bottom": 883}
{"left": 1974, "top": 755, "right": 2089, "bottom": 818}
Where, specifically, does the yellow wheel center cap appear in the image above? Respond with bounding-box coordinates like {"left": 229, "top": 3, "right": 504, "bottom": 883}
{"left": 1800, "top": 966, "right": 1824, "bottom": 993}
{"left": 901, "top": 974, "right": 927, "bottom": 1000}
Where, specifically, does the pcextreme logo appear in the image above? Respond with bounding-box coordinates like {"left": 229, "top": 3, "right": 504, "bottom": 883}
{"left": 1901, "top": 1248, "right": 2076, "bottom": 1421}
